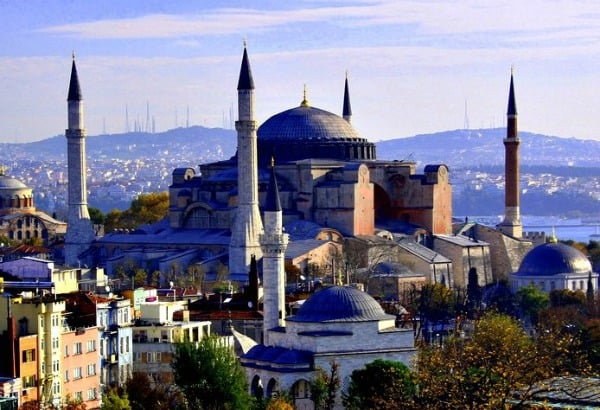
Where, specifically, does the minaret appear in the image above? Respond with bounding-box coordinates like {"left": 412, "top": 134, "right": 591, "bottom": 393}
{"left": 260, "top": 159, "right": 288, "bottom": 345}
{"left": 229, "top": 45, "right": 264, "bottom": 280}
{"left": 64, "top": 54, "right": 95, "bottom": 266}
{"left": 343, "top": 71, "right": 352, "bottom": 123}
{"left": 498, "top": 69, "right": 522, "bottom": 238}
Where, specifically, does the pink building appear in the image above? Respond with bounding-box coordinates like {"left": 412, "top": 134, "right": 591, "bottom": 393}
{"left": 62, "top": 326, "right": 101, "bottom": 409}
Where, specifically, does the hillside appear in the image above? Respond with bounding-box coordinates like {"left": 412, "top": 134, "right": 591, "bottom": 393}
{"left": 376, "top": 128, "right": 600, "bottom": 169}
{"left": 2, "top": 127, "right": 598, "bottom": 170}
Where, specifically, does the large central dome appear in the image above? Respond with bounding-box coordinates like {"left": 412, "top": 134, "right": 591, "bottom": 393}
{"left": 256, "top": 99, "right": 376, "bottom": 165}
{"left": 259, "top": 105, "right": 361, "bottom": 142}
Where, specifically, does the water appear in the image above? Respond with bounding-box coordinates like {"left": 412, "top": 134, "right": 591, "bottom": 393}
{"left": 461, "top": 215, "right": 600, "bottom": 243}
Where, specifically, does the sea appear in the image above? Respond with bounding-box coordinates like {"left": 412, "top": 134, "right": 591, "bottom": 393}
{"left": 460, "top": 215, "right": 600, "bottom": 243}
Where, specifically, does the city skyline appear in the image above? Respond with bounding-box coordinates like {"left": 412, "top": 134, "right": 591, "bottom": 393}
{"left": 1, "top": 1, "right": 600, "bottom": 143}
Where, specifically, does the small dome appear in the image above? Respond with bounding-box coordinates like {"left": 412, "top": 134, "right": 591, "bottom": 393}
{"left": 287, "top": 286, "right": 390, "bottom": 323}
{"left": 516, "top": 243, "right": 592, "bottom": 277}
{"left": 0, "top": 175, "right": 28, "bottom": 189}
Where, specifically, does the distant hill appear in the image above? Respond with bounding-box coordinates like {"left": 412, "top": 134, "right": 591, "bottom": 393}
{"left": 0, "top": 126, "right": 237, "bottom": 162}
{"left": 376, "top": 128, "right": 600, "bottom": 169}
{"left": 1, "top": 126, "right": 599, "bottom": 169}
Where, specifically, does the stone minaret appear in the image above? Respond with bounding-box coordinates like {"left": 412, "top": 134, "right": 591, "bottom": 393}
{"left": 64, "top": 55, "right": 95, "bottom": 266}
{"left": 229, "top": 46, "right": 264, "bottom": 280}
{"left": 343, "top": 72, "right": 352, "bottom": 123}
{"left": 498, "top": 69, "right": 522, "bottom": 238}
{"left": 260, "top": 160, "right": 288, "bottom": 345}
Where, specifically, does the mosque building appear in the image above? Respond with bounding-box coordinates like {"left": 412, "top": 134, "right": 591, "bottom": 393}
{"left": 0, "top": 166, "right": 66, "bottom": 245}
{"left": 511, "top": 239, "right": 598, "bottom": 293}
{"left": 89, "top": 46, "right": 456, "bottom": 288}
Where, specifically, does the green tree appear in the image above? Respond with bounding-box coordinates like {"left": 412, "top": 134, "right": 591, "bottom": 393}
{"left": 100, "top": 387, "right": 131, "bottom": 410}
{"left": 343, "top": 359, "right": 416, "bottom": 410}
{"left": 550, "top": 288, "right": 587, "bottom": 307}
{"left": 516, "top": 284, "right": 550, "bottom": 325}
{"left": 104, "top": 192, "right": 169, "bottom": 231}
{"left": 171, "top": 335, "right": 252, "bottom": 410}
{"left": 310, "top": 361, "right": 340, "bottom": 410}
{"left": 88, "top": 206, "right": 106, "bottom": 225}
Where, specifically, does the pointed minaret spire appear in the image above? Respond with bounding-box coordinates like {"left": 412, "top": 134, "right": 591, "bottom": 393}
{"left": 237, "top": 44, "right": 255, "bottom": 91}
{"left": 507, "top": 66, "right": 517, "bottom": 116}
{"left": 265, "top": 157, "right": 281, "bottom": 212}
{"left": 498, "top": 67, "right": 522, "bottom": 238}
{"left": 343, "top": 71, "right": 352, "bottom": 123}
{"left": 229, "top": 44, "right": 264, "bottom": 280}
{"left": 68, "top": 53, "right": 82, "bottom": 101}
{"left": 65, "top": 54, "right": 95, "bottom": 266}
{"left": 260, "top": 157, "right": 288, "bottom": 345}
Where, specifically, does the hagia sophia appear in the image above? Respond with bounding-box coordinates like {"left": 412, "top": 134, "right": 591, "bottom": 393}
{"left": 74, "top": 48, "right": 534, "bottom": 293}
{"left": 0, "top": 47, "right": 597, "bottom": 409}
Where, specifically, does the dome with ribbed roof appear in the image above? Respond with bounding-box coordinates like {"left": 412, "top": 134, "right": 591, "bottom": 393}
{"left": 256, "top": 100, "right": 376, "bottom": 165}
{"left": 516, "top": 243, "right": 592, "bottom": 277}
{"left": 287, "top": 286, "right": 390, "bottom": 323}
{"left": 259, "top": 105, "right": 360, "bottom": 142}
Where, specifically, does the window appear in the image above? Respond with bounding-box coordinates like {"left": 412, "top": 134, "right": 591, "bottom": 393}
{"left": 87, "top": 339, "right": 96, "bottom": 352}
{"left": 52, "top": 337, "right": 59, "bottom": 350}
{"left": 53, "top": 381, "right": 60, "bottom": 395}
{"left": 73, "top": 367, "right": 82, "bottom": 380}
{"left": 74, "top": 391, "right": 82, "bottom": 401}
{"left": 65, "top": 370, "right": 69, "bottom": 382}
{"left": 64, "top": 345, "right": 69, "bottom": 357}
{"left": 87, "top": 388, "right": 97, "bottom": 401}
{"left": 52, "top": 359, "right": 59, "bottom": 373}
{"left": 22, "top": 349, "right": 35, "bottom": 363}
{"left": 22, "top": 375, "right": 36, "bottom": 389}
{"left": 134, "top": 352, "right": 141, "bottom": 362}
{"left": 149, "top": 352, "right": 161, "bottom": 363}
{"left": 87, "top": 363, "right": 96, "bottom": 376}
{"left": 74, "top": 342, "right": 82, "bottom": 355}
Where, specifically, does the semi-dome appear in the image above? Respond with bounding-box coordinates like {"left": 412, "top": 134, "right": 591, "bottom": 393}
{"left": 256, "top": 99, "right": 376, "bottom": 165}
{"left": 287, "top": 286, "right": 390, "bottom": 323}
{"left": 516, "top": 242, "right": 592, "bottom": 277}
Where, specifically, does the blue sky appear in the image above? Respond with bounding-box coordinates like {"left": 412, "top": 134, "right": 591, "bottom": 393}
{"left": 1, "top": 0, "right": 600, "bottom": 143}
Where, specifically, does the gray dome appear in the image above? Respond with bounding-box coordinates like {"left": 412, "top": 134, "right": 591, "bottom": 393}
{"left": 254, "top": 102, "right": 376, "bottom": 165}
{"left": 0, "top": 175, "right": 28, "bottom": 189}
{"left": 516, "top": 243, "right": 592, "bottom": 277}
{"left": 287, "top": 286, "right": 390, "bottom": 323}
{"left": 258, "top": 105, "right": 360, "bottom": 142}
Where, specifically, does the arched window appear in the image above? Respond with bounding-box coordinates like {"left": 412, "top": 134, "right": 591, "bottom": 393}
{"left": 250, "top": 375, "right": 263, "bottom": 399}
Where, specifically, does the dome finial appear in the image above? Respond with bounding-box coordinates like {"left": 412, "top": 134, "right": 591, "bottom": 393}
{"left": 301, "top": 84, "right": 310, "bottom": 107}
{"left": 548, "top": 226, "right": 558, "bottom": 243}
{"left": 72, "top": 50, "right": 76, "bottom": 61}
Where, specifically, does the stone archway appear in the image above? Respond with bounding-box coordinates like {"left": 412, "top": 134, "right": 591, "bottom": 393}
{"left": 290, "top": 379, "right": 313, "bottom": 410}
{"left": 373, "top": 183, "right": 392, "bottom": 220}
